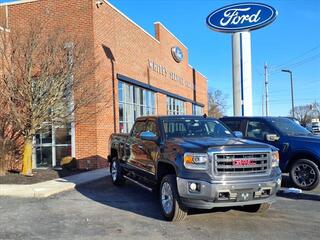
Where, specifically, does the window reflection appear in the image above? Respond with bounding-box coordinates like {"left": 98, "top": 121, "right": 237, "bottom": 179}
{"left": 118, "top": 81, "right": 156, "bottom": 133}
{"left": 167, "top": 96, "right": 185, "bottom": 115}
{"left": 35, "top": 124, "right": 72, "bottom": 168}
{"left": 192, "top": 104, "right": 203, "bottom": 116}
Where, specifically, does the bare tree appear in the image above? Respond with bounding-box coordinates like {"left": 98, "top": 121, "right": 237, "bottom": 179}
{"left": 311, "top": 101, "right": 320, "bottom": 119}
{"left": 0, "top": 21, "right": 110, "bottom": 175}
{"left": 289, "top": 103, "right": 320, "bottom": 126}
{"left": 207, "top": 89, "right": 228, "bottom": 118}
{"left": 0, "top": 94, "right": 23, "bottom": 176}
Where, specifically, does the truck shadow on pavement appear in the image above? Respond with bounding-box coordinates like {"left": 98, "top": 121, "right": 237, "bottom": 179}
{"left": 75, "top": 176, "right": 275, "bottom": 220}
{"left": 277, "top": 175, "right": 320, "bottom": 201}
{"left": 75, "top": 176, "right": 164, "bottom": 220}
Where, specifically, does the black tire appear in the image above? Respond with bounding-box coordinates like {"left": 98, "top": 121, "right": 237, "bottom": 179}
{"left": 289, "top": 159, "right": 319, "bottom": 191}
{"left": 243, "top": 203, "right": 271, "bottom": 213}
{"left": 159, "top": 175, "right": 188, "bottom": 221}
{"left": 110, "top": 158, "right": 126, "bottom": 186}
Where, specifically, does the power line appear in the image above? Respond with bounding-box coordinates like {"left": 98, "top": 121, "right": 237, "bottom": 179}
{"left": 270, "top": 44, "right": 320, "bottom": 70}
{"left": 270, "top": 52, "right": 320, "bottom": 75}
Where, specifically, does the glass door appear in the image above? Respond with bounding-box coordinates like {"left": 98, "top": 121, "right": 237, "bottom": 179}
{"left": 35, "top": 125, "right": 53, "bottom": 168}
{"left": 34, "top": 123, "right": 72, "bottom": 168}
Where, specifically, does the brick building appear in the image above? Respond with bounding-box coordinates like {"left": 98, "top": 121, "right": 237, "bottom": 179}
{"left": 0, "top": 0, "right": 208, "bottom": 169}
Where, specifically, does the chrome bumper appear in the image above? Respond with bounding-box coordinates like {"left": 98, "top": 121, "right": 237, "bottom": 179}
{"left": 176, "top": 169, "right": 282, "bottom": 209}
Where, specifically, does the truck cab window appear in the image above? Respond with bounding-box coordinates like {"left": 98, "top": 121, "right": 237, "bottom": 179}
{"left": 131, "top": 121, "right": 146, "bottom": 138}
{"left": 146, "top": 121, "right": 158, "bottom": 136}
{"left": 246, "top": 121, "right": 275, "bottom": 141}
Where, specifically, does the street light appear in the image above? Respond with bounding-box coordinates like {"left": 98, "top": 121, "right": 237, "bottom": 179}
{"left": 281, "top": 69, "right": 295, "bottom": 118}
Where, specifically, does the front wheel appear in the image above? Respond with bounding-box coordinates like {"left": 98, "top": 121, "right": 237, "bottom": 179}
{"left": 110, "top": 158, "right": 125, "bottom": 186}
{"left": 289, "top": 159, "right": 319, "bottom": 191}
{"left": 159, "top": 175, "right": 188, "bottom": 221}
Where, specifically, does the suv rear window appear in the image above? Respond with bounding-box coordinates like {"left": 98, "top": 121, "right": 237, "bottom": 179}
{"left": 222, "top": 120, "right": 241, "bottom": 132}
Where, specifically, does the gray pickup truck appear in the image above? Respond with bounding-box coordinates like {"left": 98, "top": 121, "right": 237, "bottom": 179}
{"left": 108, "top": 115, "right": 282, "bottom": 221}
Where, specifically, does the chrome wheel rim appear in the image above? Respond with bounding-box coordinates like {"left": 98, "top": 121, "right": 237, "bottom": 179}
{"left": 294, "top": 163, "right": 316, "bottom": 187}
{"left": 161, "top": 182, "right": 173, "bottom": 215}
{"left": 111, "top": 161, "right": 117, "bottom": 182}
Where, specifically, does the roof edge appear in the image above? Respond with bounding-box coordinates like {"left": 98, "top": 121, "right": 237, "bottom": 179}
{"left": 0, "top": 0, "right": 39, "bottom": 7}
{"left": 188, "top": 64, "right": 207, "bottom": 80}
{"left": 103, "top": 0, "right": 160, "bottom": 44}
{"left": 154, "top": 21, "right": 188, "bottom": 50}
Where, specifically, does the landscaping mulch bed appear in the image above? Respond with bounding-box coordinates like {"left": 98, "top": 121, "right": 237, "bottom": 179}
{"left": 0, "top": 168, "right": 90, "bottom": 185}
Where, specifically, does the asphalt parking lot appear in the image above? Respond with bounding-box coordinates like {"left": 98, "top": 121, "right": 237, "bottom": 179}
{"left": 1, "top": 176, "right": 319, "bottom": 240}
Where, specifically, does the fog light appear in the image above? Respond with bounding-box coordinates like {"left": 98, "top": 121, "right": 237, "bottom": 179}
{"left": 190, "top": 183, "right": 197, "bottom": 191}
{"left": 188, "top": 182, "right": 200, "bottom": 193}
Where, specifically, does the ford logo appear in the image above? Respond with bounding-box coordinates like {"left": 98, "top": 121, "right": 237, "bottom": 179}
{"left": 171, "top": 46, "right": 183, "bottom": 63}
{"left": 206, "top": 2, "right": 277, "bottom": 33}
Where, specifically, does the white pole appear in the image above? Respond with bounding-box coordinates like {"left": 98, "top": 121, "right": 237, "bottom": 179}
{"left": 232, "top": 32, "right": 253, "bottom": 116}
{"left": 264, "top": 63, "right": 269, "bottom": 116}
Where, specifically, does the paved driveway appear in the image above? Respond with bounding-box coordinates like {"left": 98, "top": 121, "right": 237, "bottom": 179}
{"left": 1, "top": 176, "right": 319, "bottom": 240}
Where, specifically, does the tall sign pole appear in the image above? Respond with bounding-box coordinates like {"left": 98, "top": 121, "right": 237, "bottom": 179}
{"left": 232, "top": 32, "right": 252, "bottom": 116}
{"left": 206, "top": 2, "right": 277, "bottom": 116}
{"left": 264, "top": 62, "right": 269, "bottom": 116}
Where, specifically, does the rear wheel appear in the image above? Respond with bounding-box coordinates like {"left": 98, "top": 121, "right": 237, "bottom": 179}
{"left": 159, "top": 175, "right": 188, "bottom": 221}
{"left": 289, "top": 159, "right": 319, "bottom": 191}
{"left": 110, "top": 158, "right": 125, "bottom": 186}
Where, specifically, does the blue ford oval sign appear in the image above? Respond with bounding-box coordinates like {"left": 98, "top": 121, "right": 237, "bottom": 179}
{"left": 171, "top": 46, "right": 183, "bottom": 63}
{"left": 206, "top": 2, "right": 277, "bottom": 33}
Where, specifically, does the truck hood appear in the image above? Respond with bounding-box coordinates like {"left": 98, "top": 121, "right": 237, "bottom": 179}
{"left": 167, "top": 137, "right": 273, "bottom": 152}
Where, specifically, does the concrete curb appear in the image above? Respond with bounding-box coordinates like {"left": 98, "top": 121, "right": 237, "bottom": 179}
{"left": 0, "top": 168, "right": 110, "bottom": 198}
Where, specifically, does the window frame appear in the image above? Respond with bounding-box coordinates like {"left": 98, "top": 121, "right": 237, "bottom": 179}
{"left": 245, "top": 119, "right": 276, "bottom": 141}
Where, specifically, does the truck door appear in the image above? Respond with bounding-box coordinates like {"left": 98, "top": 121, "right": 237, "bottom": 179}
{"left": 126, "top": 120, "right": 148, "bottom": 172}
{"left": 141, "top": 120, "right": 160, "bottom": 175}
{"left": 244, "top": 119, "right": 285, "bottom": 157}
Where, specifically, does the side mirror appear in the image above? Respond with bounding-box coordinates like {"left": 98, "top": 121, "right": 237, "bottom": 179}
{"left": 140, "top": 131, "right": 158, "bottom": 142}
{"left": 233, "top": 131, "right": 243, "bottom": 138}
{"left": 266, "top": 134, "right": 280, "bottom": 142}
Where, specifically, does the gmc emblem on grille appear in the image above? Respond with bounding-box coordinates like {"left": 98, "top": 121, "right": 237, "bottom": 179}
{"left": 233, "top": 159, "right": 256, "bottom": 166}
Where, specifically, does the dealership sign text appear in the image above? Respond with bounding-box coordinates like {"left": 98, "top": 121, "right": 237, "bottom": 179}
{"left": 148, "top": 59, "right": 194, "bottom": 89}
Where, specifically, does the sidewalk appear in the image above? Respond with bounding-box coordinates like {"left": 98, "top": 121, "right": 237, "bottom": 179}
{"left": 0, "top": 168, "right": 110, "bottom": 198}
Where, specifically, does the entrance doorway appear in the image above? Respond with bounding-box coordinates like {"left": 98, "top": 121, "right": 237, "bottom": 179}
{"left": 33, "top": 124, "right": 73, "bottom": 168}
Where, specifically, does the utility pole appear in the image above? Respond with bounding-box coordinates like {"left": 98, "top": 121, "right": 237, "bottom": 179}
{"left": 262, "top": 94, "right": 264, "bottom": 116}
{"left": 264, "top": 63, "right": 269, "bottom": 116}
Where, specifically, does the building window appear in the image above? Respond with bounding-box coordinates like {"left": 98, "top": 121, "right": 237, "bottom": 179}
{"left": 34, "top": 123, "right": 72, "bottom": 168}
{"left": 192, "top": 104, "right": 203, "bottom": 116}
{"left": 118, "top": 81, "right": 156, "bottom": 133}
{"left": 167, "top": 96, "right": 185, "bottom": 115}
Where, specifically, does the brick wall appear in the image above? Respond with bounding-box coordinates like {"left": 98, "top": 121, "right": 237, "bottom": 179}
{"left": 3, "top": 0, "right": 208, "bottom": 169}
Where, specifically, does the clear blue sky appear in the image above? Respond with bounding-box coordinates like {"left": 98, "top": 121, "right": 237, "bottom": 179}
{"left": 106, "top": 0, "right": 320, "bottom": 116}
{"left": 1, "top": 0, "right": 319, "bottom": 117}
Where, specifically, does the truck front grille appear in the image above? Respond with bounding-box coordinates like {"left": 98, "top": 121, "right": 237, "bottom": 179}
{"left": 214, "top": 153, "right": 270, "bottom": 176}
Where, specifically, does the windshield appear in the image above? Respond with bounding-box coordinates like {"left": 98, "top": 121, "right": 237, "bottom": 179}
{"left": 269, "top": 118, "right": 311, "bottom": 136}
{"left": 161, "top": 118, "right": 233, "bottom": 139}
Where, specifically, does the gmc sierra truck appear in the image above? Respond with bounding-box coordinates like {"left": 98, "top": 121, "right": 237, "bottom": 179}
{"left": 108, "top": 116, "right": 282, "bottom": 221}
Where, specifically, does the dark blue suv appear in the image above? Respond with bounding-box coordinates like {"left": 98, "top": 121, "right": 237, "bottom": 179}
{"left": 220, "top": 117, "right": 320, "bottom": 190}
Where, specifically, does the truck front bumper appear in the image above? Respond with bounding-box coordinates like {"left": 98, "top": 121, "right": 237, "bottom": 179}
{"left": 176, "top": 171, "right": 282, "bottom": 209}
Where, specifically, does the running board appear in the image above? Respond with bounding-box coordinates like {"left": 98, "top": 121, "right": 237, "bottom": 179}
{"left": 123, "top": 175, "right": 153, "bottom": 192}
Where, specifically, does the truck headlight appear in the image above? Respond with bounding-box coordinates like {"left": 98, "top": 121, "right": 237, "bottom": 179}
{"left": 271, "top": 151, "right": 279, "bottom": 168}
{"left": 184, "top": 153, "right": 208, "bottom": 170}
